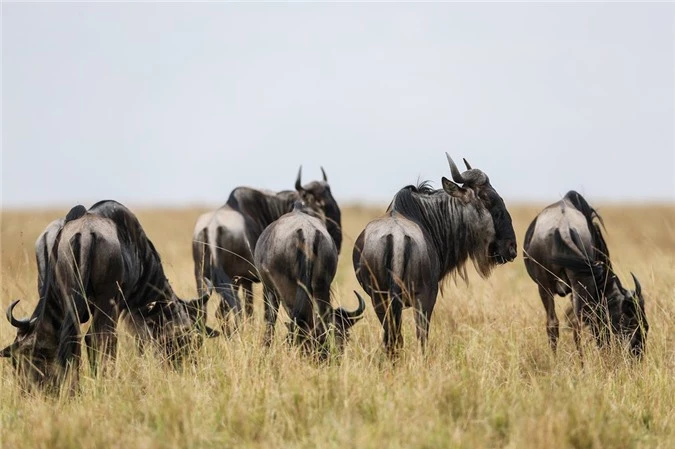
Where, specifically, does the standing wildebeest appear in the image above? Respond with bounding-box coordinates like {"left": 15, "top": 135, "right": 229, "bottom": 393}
{"left": 523, "top": 190, "right": 648, "bottom": 357}
{"left": 192, "top": 167, "right": 342, "bottom": 329}
{"left": 1, "top": 201, "right": 217, "bottom": 391}
{"left": 353, "top": 154, "right": 517, "bottom": 355}
{"left": 254, "top": 199, "right": 365, "bottom": 355}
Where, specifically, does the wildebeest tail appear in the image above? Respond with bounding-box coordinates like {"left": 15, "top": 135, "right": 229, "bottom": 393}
{"left": 292, "top": 229, "right": 313, "bottom": 326}
{"left": 193, "top": 228, "right": 212, "bottom": 295}
{"left": 564, "top": 190, "right": 611, "bottom": 268}
{"left": 551, "top": 229, "right": 606, "bottom": 290}
{"left": 67, "top": 232, "right": 93, "bottom": 324}
{"left": 383, "top": 234, "right": 411, "bottom": 304}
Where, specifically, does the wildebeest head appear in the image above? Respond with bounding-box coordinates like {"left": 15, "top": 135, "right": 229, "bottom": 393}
{"left": 294, "top": 166, "right": 343, "bottom": 253}
{"left": 442, "top": 154, "right": 517, "bottom": 264}
{"left": 331, "top": 291, "right": 367, "bottom": 349}
{"left": 614, "top": 273, "right": 648, "bottom": 358}
{"left": 1, "top": 300, "right": 59, "bottom": 390}
{"left": 134, "top": 291, "right": 219, "bottom": 361}
{"left": 286, "top": 291, "right": 366, "bottom": 358}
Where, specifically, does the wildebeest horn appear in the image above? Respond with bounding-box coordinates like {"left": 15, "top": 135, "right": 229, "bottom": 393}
{"left": 463, "top": 158, "right": 472, "bottom": 170}
{"left": 6, "top": 300, "right": 33, "bottom": 331}
{"left": 446, "top": 153, "right": 465, "bottom": 184}
{"left": 196, "top": 292, "right": 210, "bottom": 308}
{"left": 631, "top": 272, "right": 642, "bottom": 297}
{"left": 320, "top": 166, "right": 328, "bottom": 182}
{"left": 339, "top": 291, "right": 366, "bottom": 321}
{"left": 295, "top": 166, "right": 304, "bottom": 192}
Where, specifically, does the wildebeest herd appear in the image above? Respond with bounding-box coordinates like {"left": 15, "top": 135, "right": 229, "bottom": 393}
{"left": 1, "top": 154, "right": 649, "bottom": 392}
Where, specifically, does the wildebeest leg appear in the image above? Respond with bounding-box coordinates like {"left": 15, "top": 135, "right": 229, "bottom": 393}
{"left": 85, "top": 301, "right": 120, "bottom": 376}
{"left": 373, "top": 291, "right": 403, "bottom": 358}
{"left": 216, "top": 282, "right": 241, "bottom": 336}
{"left": 414, "top": 291, "right": 436, "bottom": 353}
{"left": 262, "top": 285, "right": 280, "bottom": 347}
{"left": 565, "top": 302, "right": 583, "bottom": 358}
{"left": 537, "top": 285, "right": 559, "bottom": 353}
{"left": 240, "top": 279, "right": 254, "bottom": 319}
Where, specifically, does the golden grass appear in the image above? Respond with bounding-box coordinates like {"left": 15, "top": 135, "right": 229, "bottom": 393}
{"left": 1, "top": 204, "right": 674, "bottom": 449}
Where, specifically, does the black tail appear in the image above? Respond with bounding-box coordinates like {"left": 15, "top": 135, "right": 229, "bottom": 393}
{"left": 193, "top": 228, "right": 212, "bottom": 296}
{"left": 564, "top": 191, "right": 611, "bottom": 269}
{"left": 67, "top": 232, "right": 92, "bottom": 324}
{"left": 292, "top": 229, "right": 313, "bottom": 327}
{"left": 551, "top": 229, "right": 608, "bottom": 296}
{"left": 383, "top": 234, "right": 408, "bottom": 304}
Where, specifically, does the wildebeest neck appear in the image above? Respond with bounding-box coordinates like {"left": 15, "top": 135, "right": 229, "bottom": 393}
{"left": 389, "top": 184, "right": 495, "bottom": 280}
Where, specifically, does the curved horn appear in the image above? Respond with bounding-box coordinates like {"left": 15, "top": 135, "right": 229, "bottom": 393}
{"left": 320, "top": 166, "right": 328, "bottom": 182}
{"left": 295, "top": 166, "right": 304, "bottom": 192}
{"left": 631, "top": 272, "right": 642, "bottom": 297}
{"left": 196, "top": 292, "right": 210, "bottom": 308}
{"left": 339, "top": 291, "right": 367, "bottom": 320}
{"left": 446, "top": 153, "right": 465, "bottom": 184}
{"left": 6, "top": 300, "right": 32, "bottom": 331}
{"left": 463, "top": 158, "right": 472, "bottom": 170}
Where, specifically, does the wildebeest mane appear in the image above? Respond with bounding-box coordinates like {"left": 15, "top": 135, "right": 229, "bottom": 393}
{"left": 226, "top": 187, "right": 297, "bottom": 244}
{"left": 388, "top": 181, "right": 493, "bottom": 280}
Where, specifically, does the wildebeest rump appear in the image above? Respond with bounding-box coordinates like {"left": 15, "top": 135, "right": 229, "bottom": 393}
{"left": 352, "top": 154, "right": 517, "bottom": 355}
{"left": 1, "top": 201, "right": 217, "bottom": 391}
{"left": 523, "top": 191, "right": 648, "bottom": 357}
{"left": 192, "top": 167, "right": 342, "bottom": 330}
{"left": 254, "top": 200, "right": 364, "bottom": 356}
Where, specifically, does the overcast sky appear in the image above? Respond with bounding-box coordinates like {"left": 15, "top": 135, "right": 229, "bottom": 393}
{"left": 2, "top": 3, "right": 674, "bottom": 208}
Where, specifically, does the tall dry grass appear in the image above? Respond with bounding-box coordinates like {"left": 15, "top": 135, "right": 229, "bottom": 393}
{"left": 1, "top": 204, "right": 673, "bottom": 449}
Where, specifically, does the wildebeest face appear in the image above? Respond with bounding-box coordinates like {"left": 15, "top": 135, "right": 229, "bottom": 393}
{"left": 444, "top": 154, "right": 517, "bottom": 264}
{"left": 331, "top": 291, "right": 367, "bottom": 352}
{"left": 138, "top": 293, "right": 219, "bottom": 361}
{"left": 286, "top": 291, "right": 366, "bottom": 359}
{"left": 475, "top": 184, "right": 517, "bottom": 264}
{"left": 1, "top": 300, "right": 59, "bottom": 390}
{"left": 619, "top": 274, "right": 648, "bottom": 358}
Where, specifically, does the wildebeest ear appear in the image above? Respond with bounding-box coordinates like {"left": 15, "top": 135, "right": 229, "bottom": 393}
{"left": 442, "top": 177, "right": 464, "bottom": 198}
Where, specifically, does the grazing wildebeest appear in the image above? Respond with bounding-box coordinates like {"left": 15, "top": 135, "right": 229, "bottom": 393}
{"left": 254, "top": 200, "right": 365, "bottom": 356}
{"left": 523, "top": 190, "right": 648, "bottom": 357}
{"left": 192, "top": 167, "right": 342, "bottom": 330}
{"left": 353, "top": 154, "right": 517, "bottom": 356}
{"left": 1, "top": 201, "right": 217, "bottom": 391}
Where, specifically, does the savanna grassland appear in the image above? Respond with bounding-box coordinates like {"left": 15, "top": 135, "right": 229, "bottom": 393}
{"left": 1, "top": 204, "right": 674, "bottom": 449}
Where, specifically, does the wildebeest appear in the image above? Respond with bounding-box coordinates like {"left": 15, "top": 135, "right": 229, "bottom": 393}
{"left": 523, "top": 190, "right": 648, "bottom": 357}
{"left": 352, "top": 154, "right": 517, "bottom": 356}
{"left": 254, "top": 200, "right": 365, "bottom": 356}
{"left": 1, "top": 201, "right": 217, "bottom": 391}
{"left": 192, "top": 167, "right": 342, "bottom": 330}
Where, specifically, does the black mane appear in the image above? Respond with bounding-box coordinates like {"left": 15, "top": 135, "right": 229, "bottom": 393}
{"left": 387, "top": 181, "right": 493, "bottom": 280}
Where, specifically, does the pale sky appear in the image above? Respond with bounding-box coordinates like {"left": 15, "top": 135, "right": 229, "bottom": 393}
{"left": 2, "top": 2, "right": 674, "bottom": 208}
